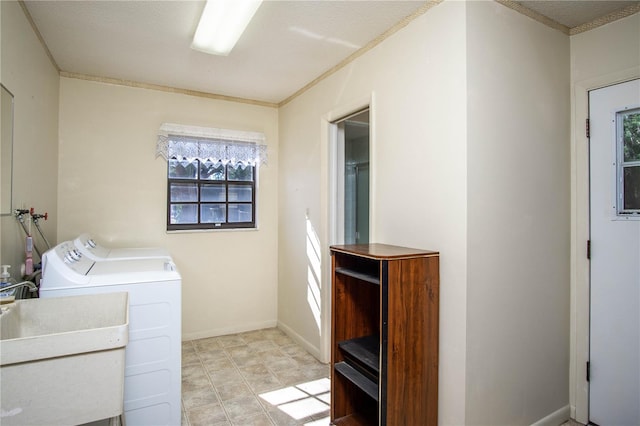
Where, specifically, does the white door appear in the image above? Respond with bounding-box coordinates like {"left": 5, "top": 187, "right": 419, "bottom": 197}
{"left": 589, "top": 79, "right": 640, "bottom": 426}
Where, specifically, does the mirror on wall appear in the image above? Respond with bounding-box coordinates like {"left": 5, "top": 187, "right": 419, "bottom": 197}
{"left": 1, "top": 84, "right": 14, "bottom": 216}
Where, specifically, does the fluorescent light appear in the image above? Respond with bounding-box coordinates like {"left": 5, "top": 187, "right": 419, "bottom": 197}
{"left": 191, "top": 0, "right": 262, "bottom": 56}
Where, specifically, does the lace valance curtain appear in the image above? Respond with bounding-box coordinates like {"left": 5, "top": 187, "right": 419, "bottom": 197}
{"left": 156, "top": 123, "right": 267, "bottom": 167}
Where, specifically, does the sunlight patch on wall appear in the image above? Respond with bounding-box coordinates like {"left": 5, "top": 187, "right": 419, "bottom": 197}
{"left": 306, "top": 214, "right": 322, "bottom": 331}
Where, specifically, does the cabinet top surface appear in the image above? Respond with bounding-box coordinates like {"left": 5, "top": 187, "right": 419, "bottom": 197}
{"left": 330, "top": 243, "right": 438, "bottom": 259}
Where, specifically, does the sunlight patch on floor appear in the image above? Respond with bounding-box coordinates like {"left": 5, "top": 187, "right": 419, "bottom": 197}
{"left": 259, "top": 378, "right": 330, "bottom": 424}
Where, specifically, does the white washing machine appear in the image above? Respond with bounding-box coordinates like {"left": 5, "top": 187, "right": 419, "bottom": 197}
{"left": 40, "top": 241, "right": 181, "bottom": 426}
{"left": 74, "top": 233, "right": 171, "bottom": 261}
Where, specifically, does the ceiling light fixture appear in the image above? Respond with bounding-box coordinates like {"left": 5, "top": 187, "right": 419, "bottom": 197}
{"left": 191, "top": 0, "right": 263, "bottom": 56}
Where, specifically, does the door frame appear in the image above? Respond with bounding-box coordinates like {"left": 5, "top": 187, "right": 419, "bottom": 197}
{"left": 319, "top": 93, "right": 375, "bottom": 363}
{"left": 571, "top": 69, "right": 639, "bottom": 424}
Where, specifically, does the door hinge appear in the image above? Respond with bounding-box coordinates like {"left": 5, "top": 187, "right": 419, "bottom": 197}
{"left": 586, "top": 118, "right": 590, "bottom": 138}
{"left": 586, "top": 361, "right": 590, "bottom": 382}
{"left": 587, "top": 240, "right": 591, "bottom": 259}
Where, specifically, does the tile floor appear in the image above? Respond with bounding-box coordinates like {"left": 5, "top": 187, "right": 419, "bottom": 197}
{"left": 183, "top": 329, "right": 585, "bottom": 426}
{"left": 181, "top": 328, "right": 331, "bottom": 426}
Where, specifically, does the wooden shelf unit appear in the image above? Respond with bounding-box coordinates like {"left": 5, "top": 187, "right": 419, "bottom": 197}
{"left": 330, "top": 243, "right": 440, "bottom": 426}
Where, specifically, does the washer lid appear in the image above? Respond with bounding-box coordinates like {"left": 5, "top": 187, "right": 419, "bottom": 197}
{"left": 108, "top": 247, "right": 170, "bottom": 259}
{"left": 88, "top": 258, "right": 181, "bottom": 283}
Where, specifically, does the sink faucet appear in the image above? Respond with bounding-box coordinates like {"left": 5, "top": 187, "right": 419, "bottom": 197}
{"left": 1, "top": 280, "right": 38, "bottom": 293}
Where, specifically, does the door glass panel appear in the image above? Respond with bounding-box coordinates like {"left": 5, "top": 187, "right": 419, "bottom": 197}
{"left": 170, "top": 204, "right": 197, "bottom": 224}
{"left": 342, "top": 109, "right": 370, "bottom": 244}
{"left": 623, "top": 166, "right": 640, "bottom": 210}
{"left": 228, "top": 204, "right": 252, "bottom": 222}
{"left": 201, "top": 184, "right": 225, "bottom": 202}
{"left": 201, "top": 204, "right": 226, "bottom": 223}
{"left": 228, "top": 184, "right": 252, "bottom": 202}
{"left": 617, "top": 108, "right": 640, "bottom": 215}
{"left": 623, "top": 112, "right": 640, "bottom": 162}
{"left": 170, "top": 183, "right": 198, "bottom": 202}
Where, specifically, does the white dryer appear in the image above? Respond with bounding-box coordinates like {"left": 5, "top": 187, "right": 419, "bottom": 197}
{"left": 74, "top": 233, "right": 171, "bottom": 261}
{"left": 40, "top": 241, "right": 181, "bottom": 426}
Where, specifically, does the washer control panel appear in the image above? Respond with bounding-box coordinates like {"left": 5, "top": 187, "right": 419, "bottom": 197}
{"left": 52, "top": 241, "right": 94, "bottom": 275}
{"left": 74, "top": 233, "right": 110, "bottom": 259}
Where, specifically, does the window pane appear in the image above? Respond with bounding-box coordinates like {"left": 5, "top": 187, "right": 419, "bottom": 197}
{"left": 228, "top": 204, "right": 252, "bottom": 222}
{"left": 200, "top": 160, "right": 225, "bottom": 180}
{"left": 170, "top": 204, "right": 197, "bottom": 224}
{"left": 228, "top": 164, "right": 253, "bottom": 181}
{"left": 201, "top": 184, "right": 225, "bottom": 202}
{"left": 170, "top": 183, "right": 198, "bottom": 202}
{"left": 623, "top": 166, "right": 640, "bottom": 210}
{"left": 169, "top": 159, "right": 198, "bottom": 179}
{"left": 201, "top": 204, "right": 226, "bottom": 223}
{"left": 228, "top": 184, "right": 252, "bottom": 202}
{"left": 623, "top": 112, "right": 640, "bottom": 162}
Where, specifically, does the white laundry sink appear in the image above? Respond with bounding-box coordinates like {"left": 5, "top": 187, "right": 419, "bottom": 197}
{"left": 0, "top": 292, "right": 129, "bottom": 426}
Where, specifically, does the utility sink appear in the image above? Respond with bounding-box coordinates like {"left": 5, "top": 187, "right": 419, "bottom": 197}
{"left": 0, "top": 292, "right": 129, "bottom": 426}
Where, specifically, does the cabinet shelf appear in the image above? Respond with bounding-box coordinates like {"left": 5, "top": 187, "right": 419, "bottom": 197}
{"left": 334, "top": 267, "right": 380, "bottom": 285}
{"left": 334, "top": 361, "right": 379, "bottom": 402}
{"left": 338, "top": 335, "right": 380, "bottom": 381}
{"left": 332, "top": 413, "right": 370, "bottom": 426}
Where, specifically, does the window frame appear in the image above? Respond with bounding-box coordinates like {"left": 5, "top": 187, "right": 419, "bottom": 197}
{"left": 167, "top": 158, "right": 257, "bottom": 231}
{"left": 615, "top": 107, "right": 640, "bottom": 218}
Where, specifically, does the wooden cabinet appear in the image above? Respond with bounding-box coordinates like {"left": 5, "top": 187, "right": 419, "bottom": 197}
{"left": 330, "top": 244, "right": 439, "bottom": 426}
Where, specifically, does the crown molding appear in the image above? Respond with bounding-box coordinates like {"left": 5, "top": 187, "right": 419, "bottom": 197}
{"left": 570, "top": 2, "right": 640, "bottom": 35}
{"left": 495, "top": 0, "right": 570, "bottom": 34}
{"left": 59, "top": 71, "right": 278, "bottom": 108}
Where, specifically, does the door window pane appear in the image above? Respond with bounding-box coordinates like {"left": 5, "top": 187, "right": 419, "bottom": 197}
{"left": 201, "top": 184, "right": 225, "bottom": 202}
{"left": 228, "top": 184, "right": 252, "bottom": 202}
{"left": 170, "top": 183, "right": 198, "bottom": 202}
{"left": 170, "top": 204, "right": 197, "bottom": 224}
{"left": 201, "top": 204, "right": 226, "bottom": 223}
{"left": 169, "top": 159, "right": 198, "bottom": 179}
{"left": 228, "top": 204, "right": 252, "bottom": 222}
{"left": 623, "top": 166, "right": 640, "bottom": 210}
{"left": 623, "top": 112, "right": 640, "bottom": 162}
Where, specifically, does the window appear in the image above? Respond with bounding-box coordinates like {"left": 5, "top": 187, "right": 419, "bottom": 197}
{"left": 168, "top": 159, "right": 255, "bottom": 230}
{"left": 616, "top": 108, "right": 640, "bottom": 216}
{"left": 156, "top": 123, "right": 267, "bottom": 231}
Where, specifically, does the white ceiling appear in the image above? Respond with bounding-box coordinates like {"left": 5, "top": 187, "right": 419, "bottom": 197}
{"left": 23, "top": 0, "right": 639, "bottom": 105}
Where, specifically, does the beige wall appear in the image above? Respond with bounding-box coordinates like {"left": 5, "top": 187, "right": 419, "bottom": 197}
{"left": 57, "top": 77, "right": 279, "bottom": 339}
{"left": 280, "top": 1, "right": 574, "bottom": 424}
{"left": 278, "top": 2, "right": 469, "bottom": 423}
{"left": 569, "top": 13, "right": 640, "bottom": 423}
{"left": 0, "top": 1, "right": 59, "bottom": 279}
{"left": 466, "top": 2, "right": 570, "bottom": 424}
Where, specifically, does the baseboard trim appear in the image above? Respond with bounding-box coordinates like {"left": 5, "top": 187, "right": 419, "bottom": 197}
{"left": 277, "top": 321, "right": 323, "bottom": 362}
{"left": 182, "top": 319, "right": 278, "bottom": 341}
{"left": 531, "top": 405, "right": 571, "bottom": 426}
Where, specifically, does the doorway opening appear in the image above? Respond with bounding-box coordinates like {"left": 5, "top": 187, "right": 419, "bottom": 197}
{"left": 334, "top": 109, "right": 370, "bottom": 245}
